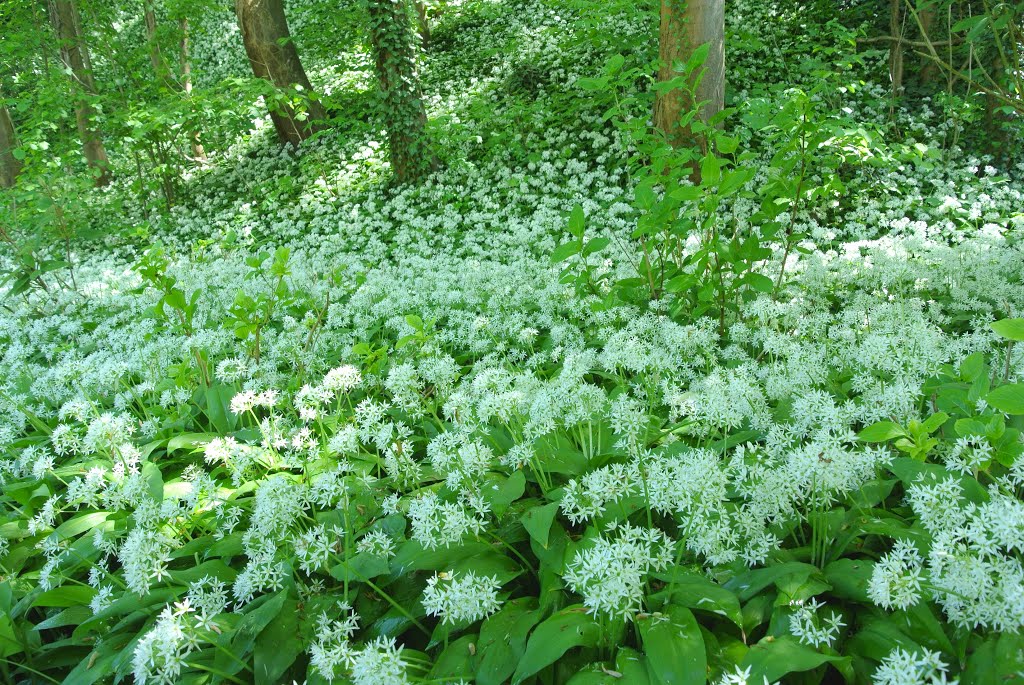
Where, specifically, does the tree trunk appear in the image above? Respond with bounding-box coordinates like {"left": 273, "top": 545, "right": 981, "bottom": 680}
{"left": 143, "top": 0, "right": 170, "bottom": 83}
{"left": 653, "top": 0, "right": 725, "bottom": 157}
{"left": 179, "top": 17, "right": 206, "bottom": 161}
{"left": 48, "top": 0, "right": 111, "bottom": 186}
{"left": 236, "top": 0, "right": 326, "bottom": 146}
{"left": 0, "top": 103, "right": 21, "bottom": 188}
{"left": 888, "top": 0, "right": 905, "bottom": 93}
{"left": 413, "top": 0, "right": 430, "bottom": 49}
{"left": 367, "top": 0, "right": 436, "bottom": 183}
{"left": 916, "top": 4, "right": 936, "bottom": 85}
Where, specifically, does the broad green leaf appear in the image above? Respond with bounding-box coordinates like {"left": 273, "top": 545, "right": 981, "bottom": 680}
{"left": 857, "top": 420, "right": 906, "bottom": 442}
{"left": 823, "top": 559, "right": 873, "bottom": 603}
{"left": 744, "top": 272, "right": 774, "bottom": 293}
{"left": 32, "top": 585, "right": 95, "bottom": 608}
{"left": 521, "top": 502, "right": 560, "bottom": 549}
{"left": 740, "top": 635, "right": 850, "bottom": 683}
{"left": 430, "top": 634, "right": 479, "bottom": 681}
{"left": 552, "top": 241, "right": 581, "bottom": 264}
{"left": 639, "top": 605, "right": 706, "bottom": 685}
{"left": 568, "top": 204, "right": 586, "bottom": 239}
{"left": 990, "top": 318, "right": 1024, "bottom": 341}
{"left": 615, "top": 646, "right": 654, "bottom": 684}
{"left": 477, "top": 598, "right": 543, "bottom": 685}
{"left": 481, "top": 470, "right": 526, "bottom": 517}
{"left": 582, "top": 237, "right": 610, "bottom": 257}
{"left": 987, "top": 383, "right": 1024, "bottom": 414}
{"left": 651, "top": 569, "right": 743, "bottom": 628}
{"left": 255, "top": 599, "right": 304, "bottom": 685}
{"left": 512, "top": 605, "right": 601, "bottom": 683}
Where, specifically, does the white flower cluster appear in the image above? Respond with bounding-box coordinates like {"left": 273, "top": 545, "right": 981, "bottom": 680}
{"left": 563, "top": 522, "right": 674, "bottom": 619}
{"left": 309, "top": 605, "right": 410, "bottom": 685}
{"left": 422, "top": 570, "right": 502, "bottom": 625}
{"left": 874, "top": 647, "right": 958, "bottom": 685}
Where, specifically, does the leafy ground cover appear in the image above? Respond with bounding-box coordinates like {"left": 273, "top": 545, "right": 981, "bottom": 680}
{"left": 1, "top": 0, "right": 1023, "bottom": 683}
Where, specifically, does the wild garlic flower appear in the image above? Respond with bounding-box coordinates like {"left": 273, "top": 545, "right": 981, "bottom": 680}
{"left": 868, "top": 539, "right": 925, "bottom": 610}
{"left": 788, "top": 597, "right": 845, "bottom": 648}
{"left": 874, "top": 647, "right": 958, "bottom": 685}
{"left": 563, "top": 522, "right": 674, "bottom": 620}
{"left": 422, "top": 570, "right": 502, "bottom": 625}
{"left": 356, "top": 530, "right": 396, "bottom": 559}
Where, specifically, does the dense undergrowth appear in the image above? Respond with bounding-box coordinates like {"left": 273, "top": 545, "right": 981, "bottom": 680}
{"left": 1, "top": 0, "right": 1023, "bottom": 684}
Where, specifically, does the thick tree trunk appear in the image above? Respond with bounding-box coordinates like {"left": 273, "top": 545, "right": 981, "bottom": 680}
{"left": 653, "top": 0, "right": 725, "bottom": 157}
{"left": 48, "top": 0, "right": 111, "bottom": 186}
{"left": 179, "top": 17, "right": 206, "bottom": 161}
{"left": 0, "top": 103, "right": 21, "bottom": 188}
{"left": 236, "top": 0, "right": 326, "bottom": 146}
{"left": 367, "top": 0, "right": 436, "bottom": 183}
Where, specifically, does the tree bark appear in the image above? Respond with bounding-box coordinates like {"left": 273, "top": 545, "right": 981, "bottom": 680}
{"left": 413, "top": 0, "right": 430, "bottom": 49}
{"left": 0, "top": 102, "right": 21, "bottom": 188}
{"left": 236, "top": 0, "right": 326, "bottom": 146}
{"left": 143, "top": 0, "right": 171, "bottom": 83}
{"left": 179, "top": 17, "right": 206, "bottom": 161}
{"left": 653, "top": 0, "right": 725, "bottom": 156}
{"left": 367, "top": 0, "right": 436, "bottom": 183}
{"left": 888, "top": 0, "right": 905, "bottom": 93}
{"left": 48, "top": 0, "right": 111, "bottom": 186}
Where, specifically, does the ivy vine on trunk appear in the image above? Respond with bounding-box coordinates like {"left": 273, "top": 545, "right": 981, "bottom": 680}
{"left": 365, "top": 0, "right": 437, "bottom": 183}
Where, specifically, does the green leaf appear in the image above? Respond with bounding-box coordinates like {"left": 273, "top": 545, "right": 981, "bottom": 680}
{"left": 32, "top": 585, "right": 95, "bottom": 608}
{"left": 568, "top": 204, "right": 586, "bottom": 239}
{"left": 477, "top": 598, "right": 543, "bottom": 685}
{"left": 481, "top": 470, "right": 526, "bottom": 517}
{"left": 740, "top": 635, "right": 850, "bottom": 683}
{"left": 430, "top": 634, "right": 479, "bottom": 680}
{"left": 552, "top": 241, "right": 582, "bottom": 264}
{"left": 823, "top": 558, "right": 873, "bottom": 603}
{"left": 651, "top": 569, "right": 743, "bottom": 628}
{"left": 521, "top": 502, "right": 560, "bottom": 549}
{"left": 716, "top": 136, "right": 739, "bottom": 154}
{"left": 582, "top": 237, "right": 610, "bottom": 257}
{"left": 615, "top": 647, "right": 654, "bottom": 684}
{"left": 744, "top": 273, "right": 775, "bottom": 293}
{"left": 990, "top": 318, "right": 1024, "bottom": 342}
{"left": 255, "top": 599, "right": 304, "bottom": 685}
{"left": 857, "top": 420, "right": 906, "bottom": 442}
{"left": 638, "top": 605, "right": 706, "bottom": 685}
{"left": 576, "top": 77, "right": 608, "bottom": 91}
{"left": 512, "top": 605, "right": 601, "bottom": 683}
{"left": 987, "top": 384, "right": 1024, "bottom": 414}
{"left": 604, "top": 54, "right": 625, "bottom": 76}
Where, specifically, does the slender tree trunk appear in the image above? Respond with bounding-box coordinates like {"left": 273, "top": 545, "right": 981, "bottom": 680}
{"left": 0, "top": 103, "right": 21, "bottom": 188}
{"left": 179, "top": 17, "right": 206, "bottom": 161}
{"left": 236, "top": 0, "right": 326, "bottom": 146}
{"left": 48, "top": 0, "right": 111, "bottom": 186}
{"left": 889, "top": 0, "right": 905, "bottom": 93}
{"left": 143, "top": 0, "right": 171, "bottom": 83}
{"left": 366, "top": 0, "right": 436, "bottom": 183}
{"left": 653, "top": 0, "right": 725, "bottom": 158}
{"left": 413, "top": 0, "right": 430, "bottom": 49}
